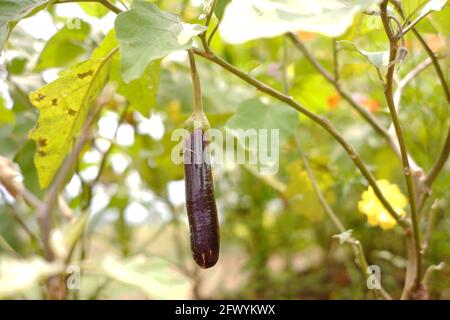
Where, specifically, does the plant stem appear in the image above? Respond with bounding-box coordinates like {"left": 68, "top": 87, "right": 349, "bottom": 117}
{"left": 295, "top": 135, "right": 391, "bottom": 300}
{"left": 393, "top": 57, "right": 433, "bottom": 110}
{"left": 193, "top": 47, "right": 409, "bottom": 230}
{"left": 422, "top": 262, "right": 445, "bottom": 286}
{"left": 188, "top": 49, "right": 204, "bottom": 115}
{"left": 380, "top": 0, "right": 422, "bottom": 290}
{"left": 401, "top": 7, "right": 435, "bottom": 36}
{"left": 332, "top": 38, "right": 339, "bottom": 83}
{"left": 287, "top": 32, "right": 420, "bottom": 171}
{"left": 424, "top": 125, "right": 450, "bottom": 187}
{"left": 204, "top": 0, "right": 217, "bottom": 28}
{"left": 53, "top": 0, "right": 123, "bottom": 14}
{"left": 391, "top": 1, "right": 450, "bottom": 106}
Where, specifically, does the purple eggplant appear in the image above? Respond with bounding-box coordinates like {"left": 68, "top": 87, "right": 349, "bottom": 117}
{"left": 184, "top": 128, "right": 220, "bottom": 268}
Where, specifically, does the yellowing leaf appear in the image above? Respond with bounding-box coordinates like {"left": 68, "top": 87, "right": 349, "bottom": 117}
{"left": 28, "top": 48, "right": 118, "bottom": 188}
{"left": 0, "top": 95, "right": 15, "bottom": 125}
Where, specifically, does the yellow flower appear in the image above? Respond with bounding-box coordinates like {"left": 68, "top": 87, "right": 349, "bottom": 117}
{"left": 358, "top": 180, "right": 408, "bottom": 230}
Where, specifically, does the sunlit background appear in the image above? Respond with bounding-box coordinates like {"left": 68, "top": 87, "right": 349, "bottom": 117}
{"left": 0, "top": 0, "right": 449, "bottom": 300}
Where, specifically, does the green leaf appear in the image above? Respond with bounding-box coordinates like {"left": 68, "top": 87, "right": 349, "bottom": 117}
{"left": 0, "top": 96, "right": 15, "bottom": 125}
{"left": 117, "top": 61, "right": 161, "bottom": 117}
{"left": 0, "top": 0, "right": 49, "bottom": 50}
{"left": 225, "top": 98, "right": 298, "bottom": 163}
{"left": 94, "top": 30, "right": 161, "bottom": 117}
{"left": 78, "top": 2, "right": 109, "bottom": 18}
{"left": 114, "top": 0, "right": 206, "bottom": 82}
{"left": 338, "top": 40, "right": 389, "bottom": 69}
{"left": 28, "top": 48, "right": 117, "bottom": 189}
{"left": 34, "top": 20, "right": 91, "bottom": 71}
{"left": 214, "top": 0, "right": 232, "bottom": 19}
{"left": 219, "top": 0, "right": 379, "bottom": 44}
{"left": 7, "top": 56, "right": 27, "bottom": 74}
{"left": 403, "top": 0, "right": 429, "bottom": 18}
{"left": 430, "top": 2, "right": 450, "bottom": 35}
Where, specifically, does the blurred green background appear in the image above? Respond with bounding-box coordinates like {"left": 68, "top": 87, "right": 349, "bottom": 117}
{"left": 0, "top": 0, "right": 448, "bottom": 299}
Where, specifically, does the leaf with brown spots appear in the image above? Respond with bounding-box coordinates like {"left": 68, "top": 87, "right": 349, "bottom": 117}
{"left": 28, "top": 48, "right": 118, "bottom": 188}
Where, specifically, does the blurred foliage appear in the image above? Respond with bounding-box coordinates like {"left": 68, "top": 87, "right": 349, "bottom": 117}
{"left": 0, "top": 0, "right": 448, "bottom": 300}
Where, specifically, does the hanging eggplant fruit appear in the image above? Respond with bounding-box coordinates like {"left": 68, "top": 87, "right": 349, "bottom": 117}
{"left": 183, "top": 50, "right": 220, "bottom": 269}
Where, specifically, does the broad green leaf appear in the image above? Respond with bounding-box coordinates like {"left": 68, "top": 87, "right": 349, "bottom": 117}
{"left": 114, "top": 0, "right": 206, "bottom": 82}
{"left": 219, "top": 0, "right": 379, "bottom": 44}
{"left": 225, "top": 98, "right": 297, "bottom": 169}
{"left": 117, "top": 61, "right": 161, "bottom": 117}
{"left": 94, "top": 30, "right": 161, "bottom": 117}
{"left": 214, "top": 0, "right": 232, "bottom": 19}
{"left": 403, "top": 0, "right": 429, "bottom": 18}
{"left": 0, "top": 96, "right": 15, "bottom": 125}
{"left": 79, "top": 2, "right": 109, "bottom": 18}
{"left": 430, "top": 3, "right": 450, "bottom": 35}
{"left": 34, "top": 20, "right": 91, "bottom": 71}
{"left": 226, "top": 99, "right": 298, "bottom": 144}
{"left": 0, "top": 0, "right": 49, "bottom": 51}
{"left": 338, "top": 40, "right": 388, "bottom": 69}
{"left": 7, "top": 56, "right": 27, "bottom": 74}
{"left": 101, "top": 255, "right": 190, "bottom": 299}
{"left": 28, "top": 48, "right": 117, "bottom": 189}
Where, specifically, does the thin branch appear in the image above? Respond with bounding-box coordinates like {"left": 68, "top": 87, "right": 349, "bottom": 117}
{"left": 188, "top": 49, "right": 204, "bottom": 115}
{"left": 389, "top": 57, "right": 434, "bottom": 176}
{"left": 421, "top": 199, "right": 441, "bottom": 253}
{"left": 422, "top": 262, "right": 445, "bottom": 286}
{"left": 207, "top": 21, "right": 220, "bottom": 47}
{"left": 391, "top": 1, "right": 450, "bottom": 106}
{"left": 204, "top": 0, "right": 217, "bottom": 29}
{"left": 22, "top": 188, "right": 44, "bottom": 210}
{"left": 401, "top": 8, "right": 434, "bottom": 36}
{"left": 332, "top": 38, "right": 339, "bottom": 83}
{"left": 391, "top": 0, "right": 450, "bottom": 214}
{"left": 287, "top": 33, "right": 389, "bottom": 145}
{"left": 53, "top": 0, "right": 123, "bottom": 14}
{"left": 297, "top": 144, "right": 345, "bottom": 233}
{"left": 199, "top": 0, "right": 217, "bottom": 52}
{"left": 287, "top": 32, "right": 423, "bottom": 176}
{"left": 0, "top": 190, "right": 40, "bottom": 243}
{"left": 295, "top": 135, "right": 391, "bottom": 300}
{"left": 424, "top": 125, "right": 450, "bottom": 186}
{"left": 393, "top": 57, "right": 433, "bottom": 109}
{"left": 0, "top": 233, "right": 19, "bottom": 257}
{"left": 192, "top": 47, "right": 409, "bottom": 230}
{"left": 92, "top": 105, "right": 129, "bottom": 187}
{"left": 380, "top": 0, "right": 422, "bottom": 289}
